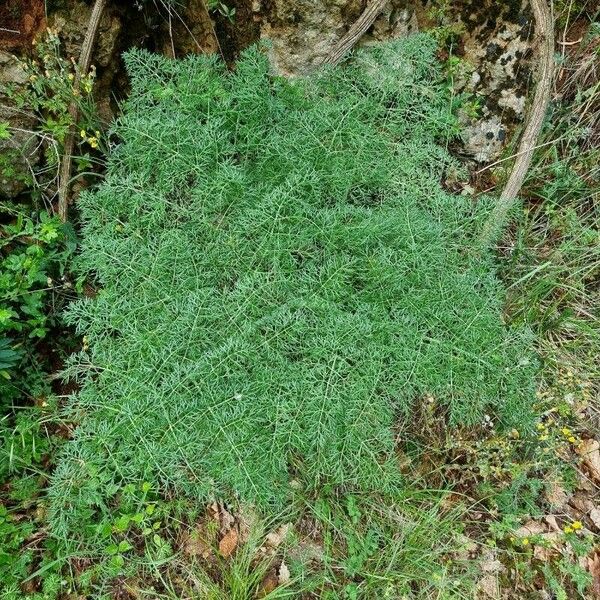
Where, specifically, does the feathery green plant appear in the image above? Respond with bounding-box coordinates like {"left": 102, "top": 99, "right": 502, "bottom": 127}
{"left": 48, "top": 35, "right": 535, "bottom": 540}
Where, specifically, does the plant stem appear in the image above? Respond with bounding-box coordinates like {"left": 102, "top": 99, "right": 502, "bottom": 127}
{"left": 57, "top": 0, "right": 106, "bottom": 223}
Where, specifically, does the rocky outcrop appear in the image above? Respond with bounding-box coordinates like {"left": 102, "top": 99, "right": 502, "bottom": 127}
{"left": 0, "top": 0, "right": 539, "bottom": 193}
{"left": 255, "top": 0, "right": 535, "bottom": 161}
{"left": 437, "top": 0, "right": 535, "bottom": 162}
{"left": 257, "top": 0, "right": 417, "bottom": 75}
{"left": 48, "top": 0, "right": 122, "bottom": 101}
{"left": 0, "top": 52, "right": 39, "bottom": 198}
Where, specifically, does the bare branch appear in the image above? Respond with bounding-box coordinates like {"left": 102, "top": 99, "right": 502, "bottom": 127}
{"left": 319, "top": 0, "right": 388, "bottom": 67}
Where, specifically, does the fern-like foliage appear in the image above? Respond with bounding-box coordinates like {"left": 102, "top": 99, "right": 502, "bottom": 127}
{"left": 49, "top": 36, "right": 535, "bottom": 537}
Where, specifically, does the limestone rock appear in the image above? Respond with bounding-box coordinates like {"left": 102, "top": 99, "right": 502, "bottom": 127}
{"left": 260, "top": 0, "right": 417, "bottom": 76}
{"left": 49, "top": 1, "right": 122, "bottom": 69}
{"left": 0, "top": 52, "right": 39, "bottom": 198}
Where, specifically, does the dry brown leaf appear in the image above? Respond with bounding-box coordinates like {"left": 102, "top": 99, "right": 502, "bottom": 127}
{"left": 590, "top": 507, "right": 600, "bottom": 530}
{"left": 258, "top": 570, "right": 279, "bottom": 598}
{"left": 588, "top": 551, "right": 600, "bottom": 599}
{"left": 218, "top": 527, "right": 238, "bottom": 558}
{"left": 183, "top": 529, "right": 213, "bottom": 559}
{"left": 477, "top": 574, "right": 500, "bottom": 599}
{"left": 265, "top": 523, "right": 291, "bottom": 549}
{"left": 576, "top": 439, "right": 600, "bottom": 483}
{"left": 545, "top": 480, "right": 569, "bottom": 508}
{"left": 278, "top": 560, "right": 291, "bottom": 585}
{"left": 514, "top": 520, "right": 547, "bottom": 538}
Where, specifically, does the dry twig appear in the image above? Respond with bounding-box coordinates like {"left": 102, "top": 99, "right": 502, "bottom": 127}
{"left": 57, "top": 0, "right": 106, "bottom": 222}
{"left": 319, "top": 0, "right": 388, "bottom": 67}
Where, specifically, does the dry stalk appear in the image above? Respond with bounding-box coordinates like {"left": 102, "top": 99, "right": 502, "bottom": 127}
{"left": 57, "top": 0, "right": 106, "bottom": 222}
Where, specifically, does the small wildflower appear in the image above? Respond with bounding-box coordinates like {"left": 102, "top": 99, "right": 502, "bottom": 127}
{"left": 536, "top": 423, "right": 545, "bottom": 431}
{"left": 561, "top": 427, "right": 571, "bottom": 436}
{"left": 80, "top": 129, "right": 86, "bottom": 138}
{"left": 539, "top": 434, "right": 548, "bottom": 441}
{"left": 563, "top": 525, "right": 573, "bottom": 534}
{"left": 568, "top": 436, "right": 576, "bottom": 443}
{"left": 68, "top": 73, "right": 75, "bottom": 81}
{"left": 571, "top": 521, "right": 582, "bottom": 531}
{"left": 522, "top": 538, "right": 529, "bottom": 546}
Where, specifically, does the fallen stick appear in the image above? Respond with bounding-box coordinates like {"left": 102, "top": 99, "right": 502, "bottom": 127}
{"left": 477, "top": 0, "right": 554, "bottom": 249}
{"left": 57, "top": 0, "right": 106, "bottom": 222}
{"left": 319, "top": 0, "right": 388, "bottom": 67}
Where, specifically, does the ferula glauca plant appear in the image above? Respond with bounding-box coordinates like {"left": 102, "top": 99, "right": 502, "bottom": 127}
{"left": 48, "top": 35, "right": 536, "bottom": 541}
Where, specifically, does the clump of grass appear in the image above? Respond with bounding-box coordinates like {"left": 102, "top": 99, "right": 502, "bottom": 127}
{"left": 501, "top": 21, "right": 599, "bottom": 380}
{"left": 48, "top": 35, "right": 535, "bottom": 540}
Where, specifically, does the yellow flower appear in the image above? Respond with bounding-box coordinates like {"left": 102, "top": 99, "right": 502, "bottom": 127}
{"left": 568, "top": 436, "right": 576, "bottom": 443}
{"left": 522, "top": 538, "right": 529, "bottom": 546}
{"left": 572, "top": 521, "right": 582, "bottom": 531}
{"left": 80, "top": 129, "right": 86, "bottom": 138}
{"left": 88, "top": 137, "right": 98, "bottom": 149}
{"left": 536, "top": 423, "right": 545, "bottom": 431}
{"left": 564, "top": 526, "right": 573, "bottom": 534}
{"left": 539, "top": 434, "right": 548, "bottom": 441}
{"left": 561, "top": 427, "right": 571, "bottom": 436}
{"left": 68, "top": 73, "right": 75, "bottom": 81}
